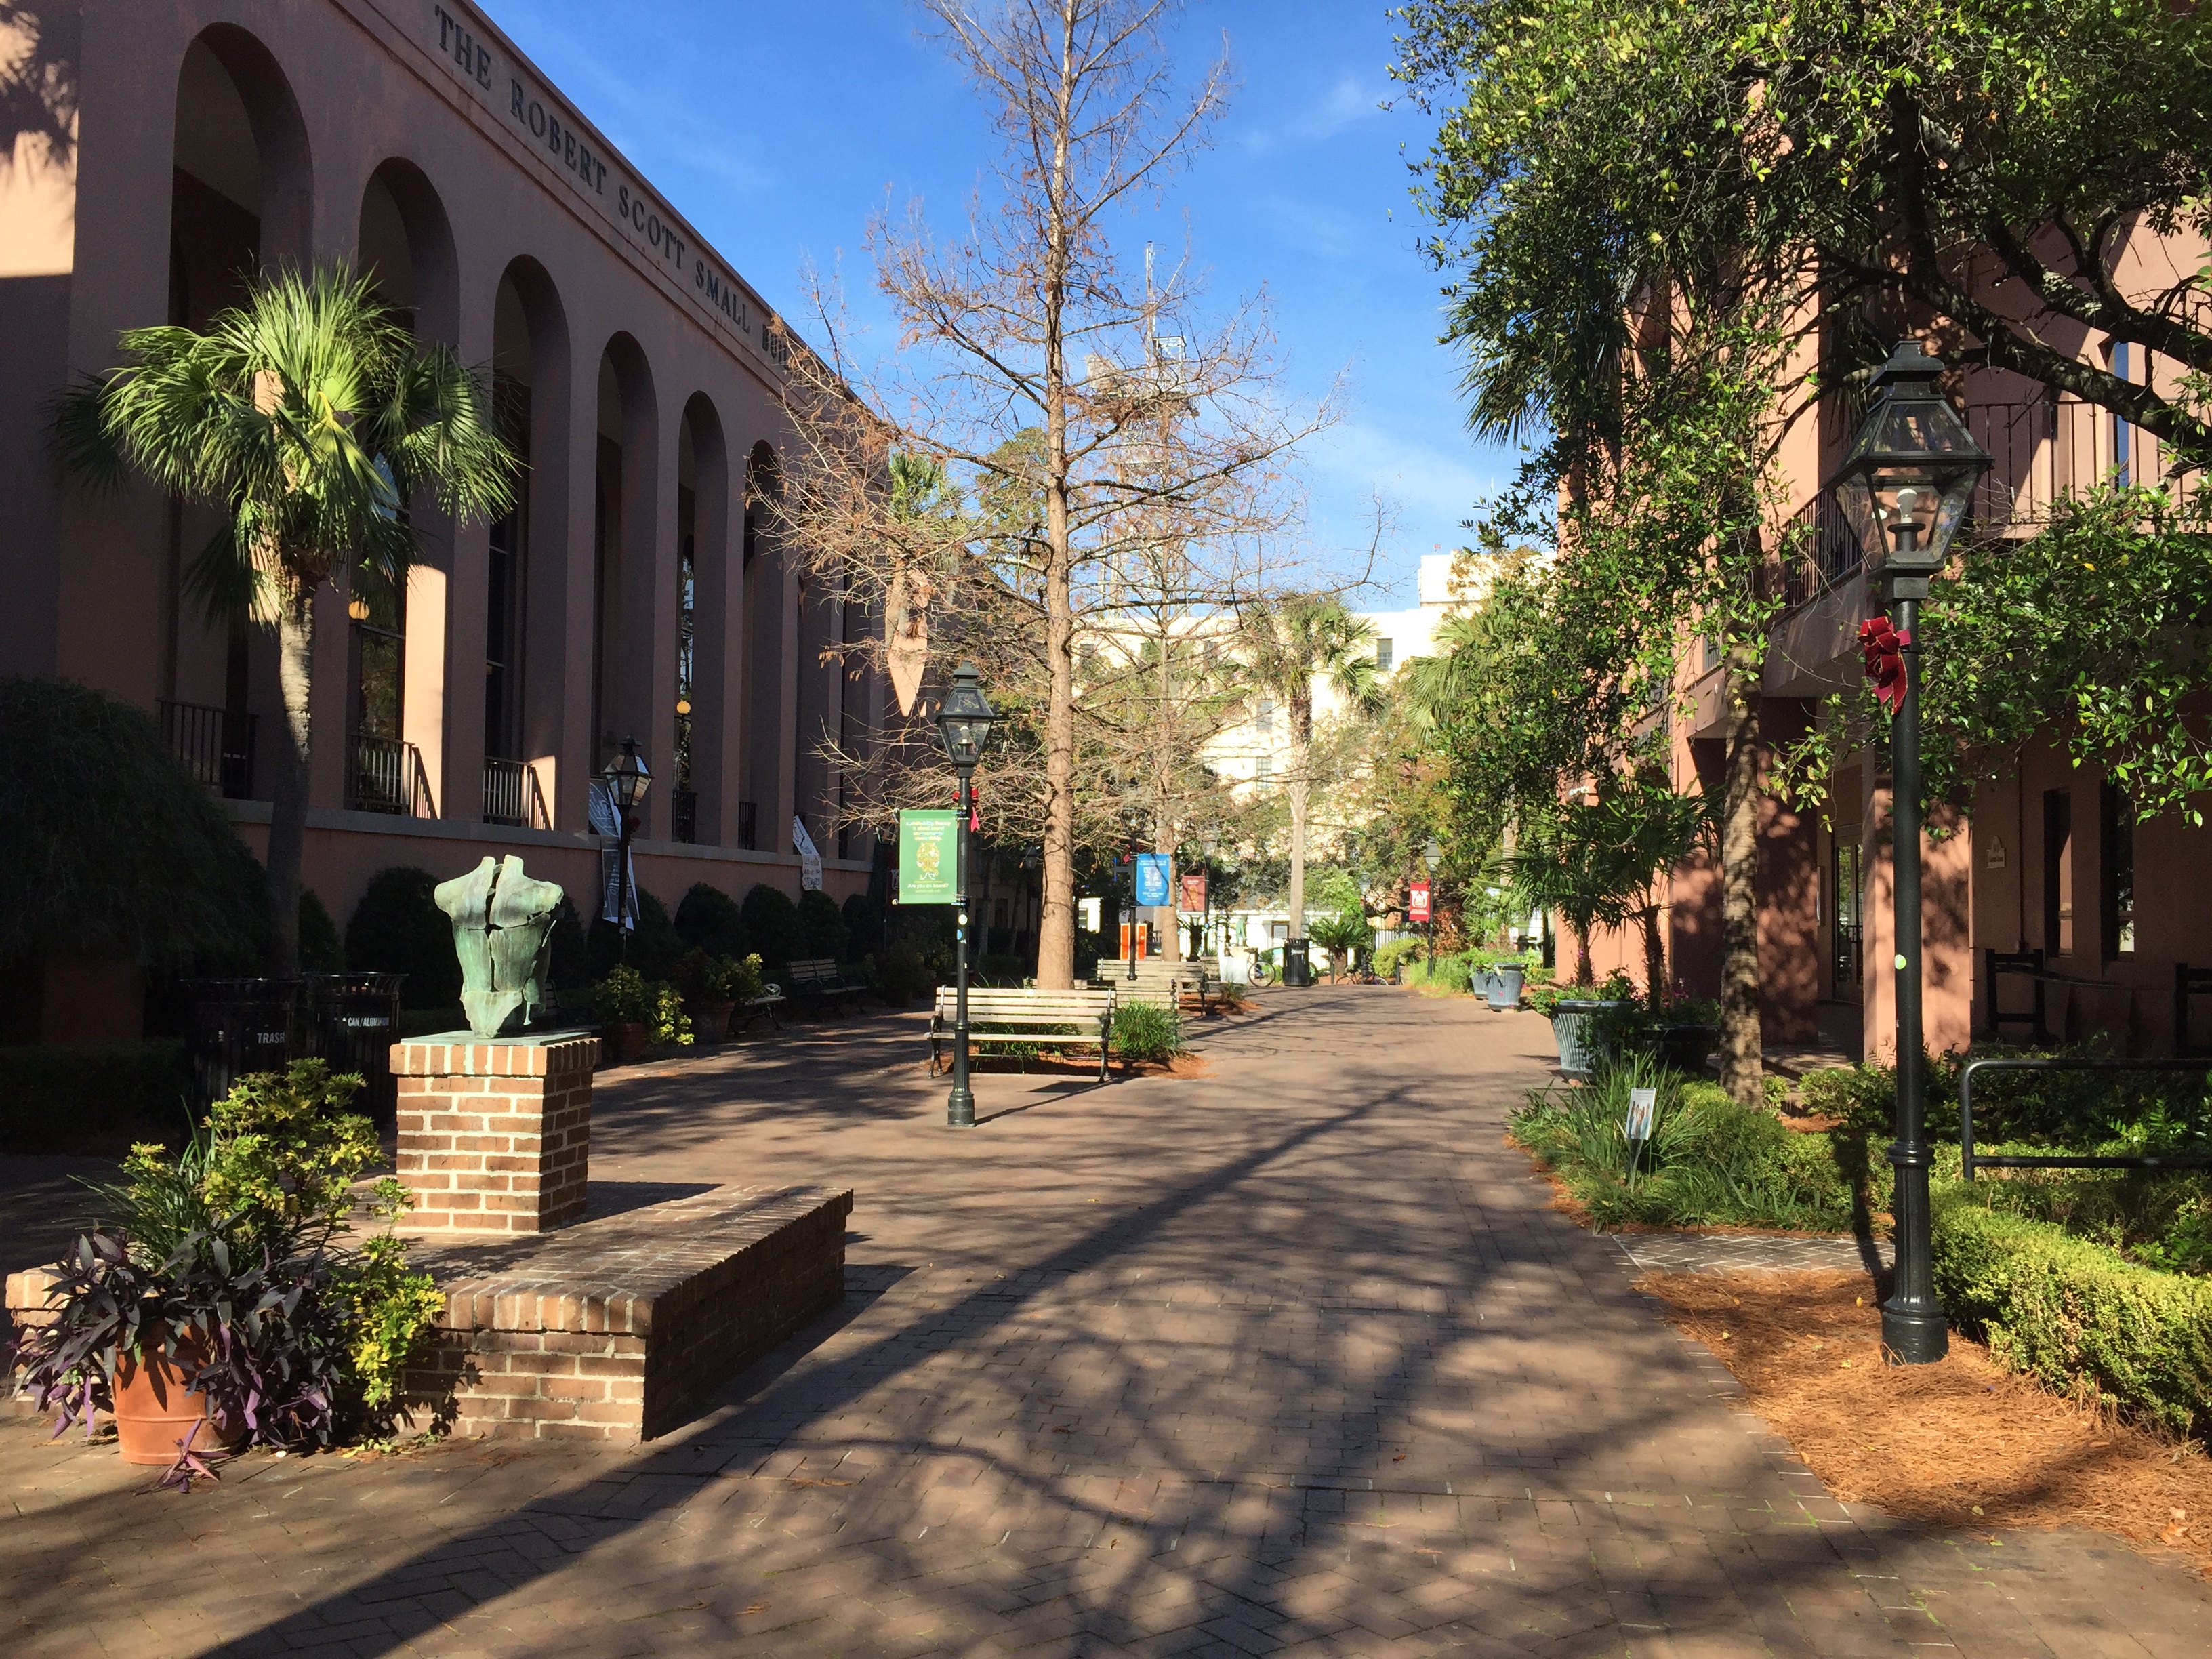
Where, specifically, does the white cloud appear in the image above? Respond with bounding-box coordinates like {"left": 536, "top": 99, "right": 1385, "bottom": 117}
{"left": 1237, "top": 73, "right": 1386, "bottom": 156}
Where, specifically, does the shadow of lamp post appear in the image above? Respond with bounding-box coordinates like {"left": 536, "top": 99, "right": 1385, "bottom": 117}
{"left": 603, "top": 736, "right": 651, "bottom": 964}
{"left": 935, "top": 663, "right": 999, "bottom": 1128}
{"left": 1830, "top": 343, "right": 1992, "bottom": 1365}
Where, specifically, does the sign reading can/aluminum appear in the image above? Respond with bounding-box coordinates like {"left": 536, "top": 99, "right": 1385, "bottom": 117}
{"left": 898, "top": 809, "right": 959, "bottom": 905}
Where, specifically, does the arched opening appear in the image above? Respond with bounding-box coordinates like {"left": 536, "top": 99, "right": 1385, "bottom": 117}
{"left": 676, "top": 394, "right": 730, "bottom": 846}
{"left": 163, "top": 26, "right": 311, "bottom": 790}
{"left": 741, "top": 441, "right": 785, "bottom": 851}
{"left": 592, "top": 335, "right": 658, "bottom": 777}
{"left": 356, "top": 158, "right": 458, "bottom": 343}
{"left": 489, "top": 258, "right": 569, "bottom": 825}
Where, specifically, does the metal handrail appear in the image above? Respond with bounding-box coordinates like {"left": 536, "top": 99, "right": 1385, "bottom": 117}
{"left": 1959, "top": 1056, "right": 2212, "bottom": 1179}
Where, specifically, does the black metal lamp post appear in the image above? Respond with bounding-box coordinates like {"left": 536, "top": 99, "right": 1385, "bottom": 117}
{"left": 1831, "top": 343, "right": 1992, "bottom": 1365}
{"left": 602, "top": 737, "right": 652, "bottom": 959}
{"left": 935, "top": 663, "right": 999, "bottom": 1128}
{"left": 1423, "top": 837, "right": 1443, "bottom": 968}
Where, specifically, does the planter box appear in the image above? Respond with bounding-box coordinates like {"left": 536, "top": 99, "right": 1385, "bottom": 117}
{"left": 1547, "top": 998, "right": 1632, "bottom": 1079}
{"left": 1655, "top": 1022, "right": 1720, "bottom": 1074}
{"left": 1486, "top": 965, "right": 1526, "bottom": 1012}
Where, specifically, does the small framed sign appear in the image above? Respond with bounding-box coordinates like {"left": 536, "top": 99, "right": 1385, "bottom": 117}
{"left": 1624, "top": 1086, "right": 1658, "bottom": 1142}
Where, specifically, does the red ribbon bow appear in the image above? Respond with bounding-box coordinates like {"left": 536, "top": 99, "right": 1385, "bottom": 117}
{"left": 1858, "top": 615, "right": 1911, "bottom": 714}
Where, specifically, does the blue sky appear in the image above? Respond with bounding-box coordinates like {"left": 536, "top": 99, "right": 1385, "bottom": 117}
{"left": 487, "top": 1, "right": 1515, "bottom": 603}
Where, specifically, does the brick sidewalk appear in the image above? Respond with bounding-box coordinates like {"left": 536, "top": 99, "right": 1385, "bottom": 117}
{"left": 5, "top": 989, "right": 2207, "bottom": 1656}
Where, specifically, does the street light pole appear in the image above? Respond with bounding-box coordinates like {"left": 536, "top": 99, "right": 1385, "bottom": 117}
{"left": 934, "top": 663, "right": 999, "bottom": 1129}
{"left": 602, "top": 737, "right": 651, "bottom": 965}
{"left": 1830, "top": 343, "right": 1991, "bottom": 1366}
{"left": 1424, "top": 837, "right": 1443, "bottom": 971}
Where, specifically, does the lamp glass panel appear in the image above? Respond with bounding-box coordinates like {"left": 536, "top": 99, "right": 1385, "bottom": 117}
{"left": 1832, "top": 472, "right": 1882, "bottom": 562}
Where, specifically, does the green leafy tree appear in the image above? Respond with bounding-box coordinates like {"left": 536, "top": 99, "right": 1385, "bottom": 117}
{"left": 54, "top": 266, "right": 516, "bottom": 972}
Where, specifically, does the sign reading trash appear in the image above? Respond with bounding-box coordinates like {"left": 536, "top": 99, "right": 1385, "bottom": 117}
{"left": 897, "top": 809, "right": 958, "bottom": 905}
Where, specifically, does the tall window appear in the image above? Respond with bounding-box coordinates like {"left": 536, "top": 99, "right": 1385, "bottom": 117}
{"left": 1375, "top": 638, "right": 1393, "bottom": 672}
{"left": 485, "top": 508, "right": 520, "bottom": 760}
{"left": 1256, "top": 754, "right": 1273, "bottom": 784}
{"left": 350, "top": 565, "right": 403, "bottom": 745}
{"left": 1830, "top": 832, "right": 1862, "bottom": 1000}
{"left": 2103, "top": 783, "right": 2136, "bottom": 957}
{"left": 1255, "top": 696, "right": 1273, "bottom": 735}
{"left": 2044, "top": 789, "right": 2074, "bottom": 956}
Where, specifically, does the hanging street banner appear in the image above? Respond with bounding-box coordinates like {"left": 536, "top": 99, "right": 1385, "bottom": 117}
{"left": 1134, "top": 852, "right": 1171, "bottom": 908}
{"left": 1179, "top": 872, "right": 1207, "bottom": 915}
{"left": 1408, "top": 880, "right": 1432, "bottom": 924}
{"left": 792, "top": 815, "right": 823, "bottom": 891}
{"left": 897, "top": 809, "right": 958, "bottom": 905}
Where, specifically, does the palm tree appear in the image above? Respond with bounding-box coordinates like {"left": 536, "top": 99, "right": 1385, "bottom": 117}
{"left": 1237, "top": 597, "right": 1386, "bottom": 960}
{"left": 55, "top": 265, "right": 516, "bottom": 972}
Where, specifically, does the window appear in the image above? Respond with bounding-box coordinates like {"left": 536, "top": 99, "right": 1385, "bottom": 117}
{"left": 2103, "top": 784, "right": 2136, "bottom": 956}
{"left": 1255, "top": 696, "right": 1273, "bottom": 735}
{"left": 2044, "top": 789, "right": 2074, "bottom": 956}
{"left": 1255, "top": 754, "right": 1273, "bottom": 784}
{"left": 1375, "top": 638, "right": 1393, "bottom": 672}
{"left": 1830, "top": 832, "right": 1862, "bottom": 1001}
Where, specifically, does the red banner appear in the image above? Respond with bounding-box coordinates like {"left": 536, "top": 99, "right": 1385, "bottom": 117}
{"left": 1409, "top": 880, "right": 1432, "bottom": 923}
{"left": 1179, "top": 872, "right": 1207, "bottom": 914}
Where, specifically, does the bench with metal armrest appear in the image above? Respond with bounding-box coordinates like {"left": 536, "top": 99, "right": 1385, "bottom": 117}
{"left": 1100, "top": 958, "right": 1214, "bottom": 1014}
{"left": 783, "top": 957, "right": 863, "bottom": 1016}
{"left": 929, "top": 987, "right": 1118, "bottom": 1082}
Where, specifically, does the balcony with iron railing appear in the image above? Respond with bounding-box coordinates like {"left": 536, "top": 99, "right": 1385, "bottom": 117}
{"left": 482, "top": 757, "right": 551, "bottom": 828}
{"left": 160, "top": 700, "right": 257, "bottom": 799}
{"left": 348, "top": 733, "right": 436, "bottom": 817}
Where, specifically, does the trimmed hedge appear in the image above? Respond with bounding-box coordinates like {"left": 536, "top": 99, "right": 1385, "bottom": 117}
{"left": 674, "top": 883, "right": 750, "bottom": 960}
{"left": 344, "top": 867, "right": 461, "bottom": 1009}
{"left": 0, "top": 1038, "right": 192, "bottom": 1151}
{"left": 1933, "top": 1199, "right": 2212, "bottom": 1441}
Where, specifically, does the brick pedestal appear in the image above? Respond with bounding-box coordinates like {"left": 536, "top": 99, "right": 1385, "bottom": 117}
{"left": 390, "top": 1031, "right": 599, "bottom": 1234}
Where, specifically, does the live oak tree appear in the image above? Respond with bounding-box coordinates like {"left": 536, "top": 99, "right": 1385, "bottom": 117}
{"left": 54, "top": 266, "right": 514, "bottom": 972}
{"left": 781, "top": 0, "right": 1332, "bottom": 989}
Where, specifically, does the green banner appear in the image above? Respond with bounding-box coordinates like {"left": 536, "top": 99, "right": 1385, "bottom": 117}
{"left": 898, "top": 809, "right": 958, "bottom": 904}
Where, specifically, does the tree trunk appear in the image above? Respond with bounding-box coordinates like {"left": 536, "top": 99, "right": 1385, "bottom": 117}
{"left": 1639, "top": 905, "right": 1667, "bottom": 1010}
{"left": 267, "top": 583, "right": 316, "bottom": 976}
{"left": 1031, "top": 11, "right": 1078, "bottom": 991}
{"left": 1288, "top": 694, "right": 1311, "bottom": 944}
{"left": 1572, "top": 923, "right": 1592, "bottom": 985}
{"left": 1718, "top": 650, "right": 1765, "bottom": 1104}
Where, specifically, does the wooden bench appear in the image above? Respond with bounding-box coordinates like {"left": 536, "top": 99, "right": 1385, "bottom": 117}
{"left": 783, "top": 957, "right": 862, "bottom": 1015}
{"left": 930, "top": 987, "right": 1118, "bottom": 1082}
{"left": 1101, "top": 958, "right": 1214, "bottom": 1014}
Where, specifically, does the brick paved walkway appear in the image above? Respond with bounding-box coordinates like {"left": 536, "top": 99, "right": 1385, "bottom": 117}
{"left": 6, "top": 989, "right": 2209, "bottom": 1657}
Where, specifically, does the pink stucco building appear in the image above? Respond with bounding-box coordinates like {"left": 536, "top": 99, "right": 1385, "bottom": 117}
{"left": 2, "top": 1, "right": 884, "bottom": 1034}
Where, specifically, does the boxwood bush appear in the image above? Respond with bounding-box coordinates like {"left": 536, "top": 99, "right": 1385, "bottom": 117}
{"left": 741, "top": 884, "right": 804, "bottom": 973}
{"left": 0, "top": 1038, "right": 192, "bottom": 1151}
{"left": 344, "top": 867, "right": 459, "bottom": 1010}
{"left": 1933, "top": 1199, "right": 2212, "bottom": 1440}
{"left": 674, "top": 882, "right": 750, "bottom": 960}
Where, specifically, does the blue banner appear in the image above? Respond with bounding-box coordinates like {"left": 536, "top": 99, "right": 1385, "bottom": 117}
{"left": 1134, "top": 853, "right": 1171, "bottom": 907}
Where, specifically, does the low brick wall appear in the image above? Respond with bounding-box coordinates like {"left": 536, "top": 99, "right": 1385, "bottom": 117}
{"left": 401, "top": 1184, "right": 852, "bottom": 1443}
{"left": 390, "top": 1031, "right": 598, "bottom": 1233}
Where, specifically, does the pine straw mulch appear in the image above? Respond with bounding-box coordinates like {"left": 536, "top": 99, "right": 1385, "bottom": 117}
{"left": 1637, "top": 1268, "right": 2212, "bottom": 1574}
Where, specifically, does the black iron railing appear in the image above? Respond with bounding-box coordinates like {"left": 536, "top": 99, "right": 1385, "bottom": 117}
{"left": 161, "top": 699, "right": 257, "bottom": 799}
{"left": 1778, "top": 490, "right": 1865, "bottom": 608}
{"left": 737, "top": 799, "right": 759, "bottom": 851}
{"left": 348, "top": 733, "right": 435, "bottom": 817}
{"left": 483, "top": 756, "right": 550, "bottom": 828}
{"left": 1961, "top": 1057, "right": 2212, "bottom": 1179}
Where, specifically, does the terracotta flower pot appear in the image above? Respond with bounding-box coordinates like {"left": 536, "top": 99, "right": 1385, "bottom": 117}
{"left": 611, "top": 1021, "right": 650, "bottom": 1062}
{"left": 112, "top": 1339, "right": 243, "bottom": 1467}
{"left": 691, "top": 1000, "right": 735, "bottom": 1042}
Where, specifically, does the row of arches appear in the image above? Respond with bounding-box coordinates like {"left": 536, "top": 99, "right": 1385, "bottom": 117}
{"left": 159, "top": 21, "right": 857, "bottom": 849}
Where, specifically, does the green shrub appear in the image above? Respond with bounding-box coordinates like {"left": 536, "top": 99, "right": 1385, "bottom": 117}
{"left": 1932, "top": 1199, "right": 2212, "bottom": 1440}
{"left": 546, "top": 895, "right": 589, "bottom": 991}
{"left": 298, "top": 890, "right": 344, "bottom": 971}
{"left": 680, "top": 947, "right": 764, "bottom": 1004}
{"left": 798, "top": 889, "right": 849, "bottom": 961}
{"left": 0, "top": 1038, "right": 192, "bottom": 1152}
{"left": 674, "top": 883, "right": 750, "bottom": 959}
{"left": 1372, "top": 938, "right": 1424, "bottom": 980}
{"left": 1510, "top": 1067, "right": 1878, "bottom": 1233}
{"left": 344, "top": 867, "right": 460, "bottom": 1010}
{"left": 842, "top": 893, "right": 885, "bottom": 957}
{"left": 586, "top": 886, "right": 682, "bottom": 981}
{"left": 1114, "top": 1000, "right": 1184, "bottom": 1063}
{"left": 741, "top": 884, "right": 804, "bottom": 971}
{"left": 589, "top": 966, "right": 693, "bottom": 1046}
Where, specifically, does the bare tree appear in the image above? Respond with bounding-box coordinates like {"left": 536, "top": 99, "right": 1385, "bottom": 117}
{"left": 780, "top": 0, "right": 1336, "bottom": 988}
